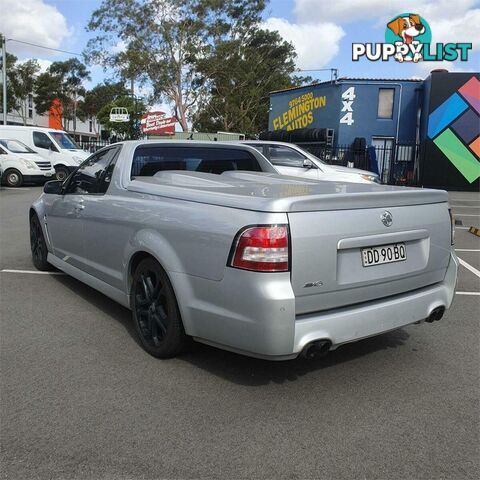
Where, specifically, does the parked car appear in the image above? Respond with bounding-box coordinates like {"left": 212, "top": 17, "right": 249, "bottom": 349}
{"left": 241, "top": 140, "right": 380, "bottom": 184}
{"left": 0, "top": 139, "right": 56, "bottom": 187}
{"left": 30, "top": 141, "right": 457, "bottom": 360}
{"left": 0, "top": 126, "right": 89, "bottom": 182}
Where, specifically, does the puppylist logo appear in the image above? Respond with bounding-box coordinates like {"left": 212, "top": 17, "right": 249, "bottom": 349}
{"left": 352, "top": 13, "right": 472, "bottom": 63}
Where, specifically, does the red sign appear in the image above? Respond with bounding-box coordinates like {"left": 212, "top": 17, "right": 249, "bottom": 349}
{"left": 140, "top": 111, "right": 176, "bottom": 135}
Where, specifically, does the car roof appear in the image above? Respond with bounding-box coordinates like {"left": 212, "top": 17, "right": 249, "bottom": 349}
{"left": 0, "top": 126, "right": 65, "bottom": 133}
{"left": 238, "top": 140, "right": 301, "bottom": 147}
{"left": 116, "top": 139, "right": 263, "bottom": 149}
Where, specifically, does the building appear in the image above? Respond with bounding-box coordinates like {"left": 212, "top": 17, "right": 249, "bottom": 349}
{"left": 268, "top": 72, "right": 479, "bottom": 191}
{"left": 3, "top": 95, "right": 100, "bottom": 143}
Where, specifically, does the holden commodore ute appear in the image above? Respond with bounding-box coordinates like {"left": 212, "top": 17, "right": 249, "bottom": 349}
{"left": 29, "top": 141, "right": 457, "bottom": 360}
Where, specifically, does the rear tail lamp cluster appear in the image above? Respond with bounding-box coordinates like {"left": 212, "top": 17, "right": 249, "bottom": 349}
{"left": 229, "top": 225, "right": 289, "bottom": 272}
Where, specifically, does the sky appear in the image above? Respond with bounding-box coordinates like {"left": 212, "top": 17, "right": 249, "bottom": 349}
{"left": 0, "top": 0, "right": 478, "bottom": 99}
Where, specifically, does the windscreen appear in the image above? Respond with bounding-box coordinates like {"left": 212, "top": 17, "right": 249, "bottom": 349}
{"left": 0, "top": 139, "right": 36, "bottom": 154}
{"left": 131, "top": 146, "right": 263, "bottom": 178}
{"left": 49, "top": 131, "right": 79, "bottom": 150}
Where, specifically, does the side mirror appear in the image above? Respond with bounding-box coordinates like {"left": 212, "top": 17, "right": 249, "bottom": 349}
{"left": 43, "top": 180, "right": 63, "bottom": 194}
{"left": 303, "top": 159, "right": 316, "bottom": 169}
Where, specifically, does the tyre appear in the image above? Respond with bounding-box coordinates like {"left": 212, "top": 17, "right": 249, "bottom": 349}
{"left": 4, "top": 169, "right": 23, "bottom": 187}
{"left": 30, "top": 214, "right": 52, "bottom": 271}
{"left": 55, "top": 166, "right": 70, "bottom": 182}
{"left": 131, "top": 257, "right": 188, "bottom": 358}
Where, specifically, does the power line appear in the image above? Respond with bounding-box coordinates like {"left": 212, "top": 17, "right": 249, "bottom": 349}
{"left": 5, "top": 38, "right": 82, "bottom": 57}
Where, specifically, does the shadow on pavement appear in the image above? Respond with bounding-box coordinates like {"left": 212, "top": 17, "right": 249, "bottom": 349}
{"left": 179, "top": 329, "right": 410, "bottom": 386}
{"left": 52, "top": 273, "right": 410, "bottom": 386}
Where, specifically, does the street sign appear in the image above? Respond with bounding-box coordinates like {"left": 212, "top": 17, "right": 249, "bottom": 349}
{"left": 140, "top": 111, "right": 176, "bottom": 135}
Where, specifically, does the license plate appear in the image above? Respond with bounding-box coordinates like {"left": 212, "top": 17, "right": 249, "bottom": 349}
{"left": 361, "top": 242, "right": 406, "bottom": 267}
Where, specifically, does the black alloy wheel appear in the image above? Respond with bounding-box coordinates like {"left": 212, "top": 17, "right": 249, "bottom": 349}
{"left": 30, "top": 214, "right": 52, "bottom": 271}
{"left": 132, "top": 258, "right": 188, "bottom": 358}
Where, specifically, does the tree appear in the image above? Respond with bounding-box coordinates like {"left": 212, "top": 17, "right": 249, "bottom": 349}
{"left": 78, "top": 81, "right": 130, "bottom": 136}
{"left": 193, "top": 29, "right": 304, "bottom": 135}
{"left": 85, "top": 0, "right": 266, "bottom": 132}
{"left": 96, "top": 95, "right": 146, "bottom": 139}
{"left": 8, "top": 59, "right": 40, "bottom": 124}
{"left": 0, "top": 52, "right": 20, "bottom": 116}
{"left": 34, "top": 58, "right": 90, "bottom": 131}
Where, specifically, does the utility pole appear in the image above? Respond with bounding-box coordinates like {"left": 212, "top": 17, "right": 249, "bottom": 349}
{"left": 1, "top": 34, "right": 7, "bottom": 125}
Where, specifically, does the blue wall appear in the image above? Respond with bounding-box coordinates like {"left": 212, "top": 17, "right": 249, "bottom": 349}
{"left": 269, "top": 79, "right": 422, "bottom": 146}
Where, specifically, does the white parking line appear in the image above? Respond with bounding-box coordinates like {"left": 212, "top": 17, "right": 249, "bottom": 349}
{"left": 454, "top": 213, "right": 480, "bottom": 217}
{"left": 456, "top": 292, "right": 480, "bottom": 296}
{"left": 458, "top": 258, "right": 480, "bottom": 278}
{"left": 455, "top": 249, "right": 480, "bottom": 252}
{"left": 1, "top": 269, "right": 65, "bottom": 275}
{"left": 450, "top": 199, "right": 480, "bottom": 202}
{"left": 451, "top": 206, "right": 480, "bottom": 209}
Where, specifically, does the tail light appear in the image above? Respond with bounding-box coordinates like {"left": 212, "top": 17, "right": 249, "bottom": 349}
{"left": 229, "top": 225, "right": 289, "bottom": 272}
{"left": 448, "top": 208, "right": 455, "bottom": 245}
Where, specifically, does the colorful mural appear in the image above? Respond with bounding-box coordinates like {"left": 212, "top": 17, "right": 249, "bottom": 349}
{"left": 427, "top": 76, "right": 480, "bottom": 184}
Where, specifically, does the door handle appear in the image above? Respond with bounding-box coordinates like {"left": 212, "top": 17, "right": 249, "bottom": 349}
{"left": 74, "top": 199, "right": 85, "bottom": 212}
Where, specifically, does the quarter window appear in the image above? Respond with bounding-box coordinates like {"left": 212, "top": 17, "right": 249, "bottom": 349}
{"left": 131, "top": 146, "right": 262, "bottom": 178}
{"left": 377, "top": 88, "right": 395, "bottom": 119}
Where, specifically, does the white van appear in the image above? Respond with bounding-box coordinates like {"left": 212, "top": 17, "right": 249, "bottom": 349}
{"left": 0, "top": 139, "right": 56, "bottom": 187}
{"left": 0, "top": 126, "right": 90, "bottom": 181}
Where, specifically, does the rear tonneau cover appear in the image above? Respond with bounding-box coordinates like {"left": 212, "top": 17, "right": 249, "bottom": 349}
{"left": 127, "top": 171, "right": 448, "bottom": 212}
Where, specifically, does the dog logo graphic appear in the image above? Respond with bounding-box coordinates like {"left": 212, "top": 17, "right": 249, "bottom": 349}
{"left": 385, "top": 13, "right": 431, "bottom": 63}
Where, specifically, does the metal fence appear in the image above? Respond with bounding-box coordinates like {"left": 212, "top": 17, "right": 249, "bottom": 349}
{"left": 297, "top": 142, "right": 421, "bottom": 186}
{"left": 74, "top": 137, "right": 422, "bottom": 187}
{"left": 76, "top": 138, "right": 114, "bottom": 153}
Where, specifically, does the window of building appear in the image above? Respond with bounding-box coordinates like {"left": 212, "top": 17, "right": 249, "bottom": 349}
{"left": 89, "top": 119, "right": 93, "bottom": 133}
{"left": 28, "top": 94, "right": 33, "bottom": 119}
{"left": 377, "top": 88, "right": 394, "bottom": 119}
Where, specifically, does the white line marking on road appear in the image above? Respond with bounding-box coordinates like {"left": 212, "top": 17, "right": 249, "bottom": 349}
{"left": 455, "top": 249, "right": 480, "bottom": 252}
{"left": 458, "top": 258, "right": 480, "bottom": 279}
{"left": 2, "top": 188, "right": 31, "bottom": 191}
{"left": 456, "top": 227, "right": 470, "bottom": 230}
{"left": 454, "top": 213, "right": 480, "bottom": 217}
{"left": 1, "top": 269, "right": 65, "bottom": 275}
{"left": 456, "top": 292, "right": 480, "bottom": 296}
{"left": 451, "top": 206, "right": 480, "bottom": 209}
{"left": 450, "top": 198, "right": 480, "bottom": 202}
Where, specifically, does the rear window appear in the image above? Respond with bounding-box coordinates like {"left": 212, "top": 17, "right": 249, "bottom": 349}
{"left": 131, "top": 146, "right": 262, "bottom": 178}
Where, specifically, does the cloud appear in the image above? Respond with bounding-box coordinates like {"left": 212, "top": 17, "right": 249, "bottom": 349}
{"left": 0, "top": 0, "right": 70, "bottom": 57}
{"left": 262, "top": 17, "right": 345, "bottom": 70}
{"left": 293, "top": 0, "right": 479, "bottom": 24}
{"left": 20, "top": 58, "right": 52, "bottom": 73}
{"left": 415, "top": 60, "right": 476, "bottom": 77}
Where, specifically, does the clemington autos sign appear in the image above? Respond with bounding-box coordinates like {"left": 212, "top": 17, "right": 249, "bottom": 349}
{"left": 140, "top": 111, "right": 176, "bottom": 135}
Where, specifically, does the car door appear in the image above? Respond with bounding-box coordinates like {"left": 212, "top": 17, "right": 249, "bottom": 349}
{"left": 46, "top": 148, "right": 116, "bottom": 271}
{"left": 77, "top": 146, "right": 124, "bottom": 288}
{"left": 266, "top": 144, "right": 320, "bottom": 179}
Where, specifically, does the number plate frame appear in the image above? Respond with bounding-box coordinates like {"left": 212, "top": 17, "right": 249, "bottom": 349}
{"left": 361, "top": 242, "right": 407, "bottom": 267}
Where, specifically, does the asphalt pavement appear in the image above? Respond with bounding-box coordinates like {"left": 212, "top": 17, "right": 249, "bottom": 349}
{"left": 1, "top": 186, "right": 479, "bottom": 480}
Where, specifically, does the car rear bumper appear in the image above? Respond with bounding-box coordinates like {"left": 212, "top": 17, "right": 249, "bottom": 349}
{"left": 171, "top": 252, "right": 458, "bottom": 360}
{"left": 293, "top": 252, "right": 458, "bottom": 355}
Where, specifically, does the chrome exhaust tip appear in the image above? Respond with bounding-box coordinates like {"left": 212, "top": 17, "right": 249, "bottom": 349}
{"left": 300, "top": 340, "right": 332, "bottom": 360}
